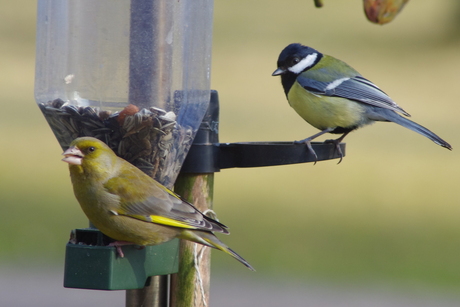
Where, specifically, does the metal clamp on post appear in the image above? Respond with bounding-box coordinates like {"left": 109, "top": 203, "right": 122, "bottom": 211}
{"left": 180, "top": 90, "right": 345, "bottom": 174}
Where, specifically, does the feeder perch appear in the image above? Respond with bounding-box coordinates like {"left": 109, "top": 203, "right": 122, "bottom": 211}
{"left": 64, "top": 228, "right": 179, "bottom": 290}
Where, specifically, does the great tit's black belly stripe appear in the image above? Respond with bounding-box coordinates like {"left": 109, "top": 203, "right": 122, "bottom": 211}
{"left": 330, "top": 126, "right": 357, "bottom": 134}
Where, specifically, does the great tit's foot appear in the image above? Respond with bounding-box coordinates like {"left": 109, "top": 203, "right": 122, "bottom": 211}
{"left": 294, "top": 139, "right": 318, "bottom": 165}
{"left": 293, "top": 139, "right": 304, "bottom": 144}
{"left": 305, "top": 140, "right": 318, "bottom": 165}
{"left": 294, "top": 128, "right": 338, "bottom": 164}
{"left": 324, "top": 138, "right": 344, "bottom": 164}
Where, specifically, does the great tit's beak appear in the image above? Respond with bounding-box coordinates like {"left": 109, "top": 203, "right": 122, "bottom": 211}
{"left": 272, "top": 67, "right": 286, "bottom": 76}
{"left": 62, "top": 146, "right": 84, "bottom": 165}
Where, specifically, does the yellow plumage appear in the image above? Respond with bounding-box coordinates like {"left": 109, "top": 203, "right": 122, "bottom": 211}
{"left": 288, "top": 81, "right": 367, "bottom": 131}
{"left": 273, "top": 43, "right": 451, "bottom": 163}
{"left": 62, "top": 136, "right": 254, "bottom": 270}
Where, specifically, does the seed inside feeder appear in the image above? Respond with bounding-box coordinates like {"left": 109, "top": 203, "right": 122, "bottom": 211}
{"left": 39, "top": 99, "right": 193, "bottom": 187}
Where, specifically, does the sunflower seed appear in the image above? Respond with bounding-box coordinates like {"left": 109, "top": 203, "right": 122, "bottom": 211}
{"left": 40, "top": 99, "right": 195, "bottom": 187}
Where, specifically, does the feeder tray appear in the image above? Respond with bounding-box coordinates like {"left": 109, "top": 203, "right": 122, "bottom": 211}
{"left": 64, "top": 228, "right": 179, "bottom": 290}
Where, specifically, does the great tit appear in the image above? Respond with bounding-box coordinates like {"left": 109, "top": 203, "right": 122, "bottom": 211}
{"left": 272, "top": 43, "right": 452, "bottom": 162}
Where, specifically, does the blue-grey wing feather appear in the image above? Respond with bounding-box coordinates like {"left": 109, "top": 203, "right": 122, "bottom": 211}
{"left": 297, "top": 75, "right": 410, "bottom": 116}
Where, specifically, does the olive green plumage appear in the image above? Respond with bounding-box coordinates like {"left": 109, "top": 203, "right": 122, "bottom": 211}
{"left": 62, "top": 136, "right": 254, "bottom": 271}
{"left": 273, "top": 43, "right": 451, "bottom": 161}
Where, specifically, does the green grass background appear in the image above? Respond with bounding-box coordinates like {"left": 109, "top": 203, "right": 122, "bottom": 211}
{"left": 1, "top": 0, "right": 460, "bottom": 291}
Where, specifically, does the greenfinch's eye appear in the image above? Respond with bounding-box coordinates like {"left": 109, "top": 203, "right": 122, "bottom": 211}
{"left": 88, "top": 146, "right": 96, "bottom": 152}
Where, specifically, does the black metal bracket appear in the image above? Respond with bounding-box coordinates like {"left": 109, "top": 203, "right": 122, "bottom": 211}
{"left": 180, "top": 91, "right": 345, "bottom": 173}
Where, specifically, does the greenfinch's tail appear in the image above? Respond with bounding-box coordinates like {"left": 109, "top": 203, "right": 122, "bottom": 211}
{"left": 180, "top": 230, "right": 255, "bottom": 271}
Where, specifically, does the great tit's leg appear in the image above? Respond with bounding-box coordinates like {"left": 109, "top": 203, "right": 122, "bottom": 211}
{"left": 295, "top": 128, "right": 335, "bottom": 144}
{"left": 305, "top": 141, "right": 318, "bottom": 165}
{"left": 324, "top": 131, "right": 350, "bottom": 164}
{"left": 294, "top": 128, "right": 335, "bottom": 164}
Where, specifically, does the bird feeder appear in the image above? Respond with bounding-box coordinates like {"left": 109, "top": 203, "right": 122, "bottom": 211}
{"left": 35, "top": 0, "right": 213, "bottom": 293}
{"left": 35, "top": 0, "right": 213, "bottom": 188}
{"left": 34, "top": 0, "right": 344, "bottom": 305}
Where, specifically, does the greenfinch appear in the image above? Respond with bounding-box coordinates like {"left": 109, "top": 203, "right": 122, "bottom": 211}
{"left": 62, "top": 137, "right": 254, "bottom": 271}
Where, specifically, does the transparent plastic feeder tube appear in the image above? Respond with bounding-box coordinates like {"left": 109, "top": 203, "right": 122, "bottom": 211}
{"left": 35, "top": 0, "right": 214, "bottom": 188}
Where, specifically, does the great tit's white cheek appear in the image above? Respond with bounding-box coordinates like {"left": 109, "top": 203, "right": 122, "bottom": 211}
{"left": 288, "top": 53, "right": 318, "bottom": 74}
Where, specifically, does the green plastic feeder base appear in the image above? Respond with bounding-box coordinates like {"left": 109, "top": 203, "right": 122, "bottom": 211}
{"left": 64, "top": 228, "right": 179, "bottom": 290}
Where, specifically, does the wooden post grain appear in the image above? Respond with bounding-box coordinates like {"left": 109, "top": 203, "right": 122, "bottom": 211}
{"left": 170, "top": 173, "right": 214, "bottom": 307}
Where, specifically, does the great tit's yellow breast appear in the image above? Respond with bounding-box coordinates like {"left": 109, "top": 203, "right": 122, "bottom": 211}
{"left": 288, "top": 81, "right": 367, "bottom": 131}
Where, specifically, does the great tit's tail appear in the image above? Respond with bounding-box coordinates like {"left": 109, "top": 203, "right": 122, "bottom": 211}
{"left": 370, "top": 109, "right": 452, "bottom": 150}
{"left": 180, "top": 230, "right": 255, "bottom": 271}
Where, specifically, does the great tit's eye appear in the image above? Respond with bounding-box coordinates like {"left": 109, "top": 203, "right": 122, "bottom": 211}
{"left": 291, "top": 57, "right": 300, "bottom": 65}
{"left": 88, "top": 146, "right": 96, "bottom": 152}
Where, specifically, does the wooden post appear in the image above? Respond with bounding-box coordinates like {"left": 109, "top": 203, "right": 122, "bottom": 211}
{"left": 170, "top": 173, "right": 214, "bottom": 307}
{"left": 126, "top": 276, "right": 169, "bottom": 307}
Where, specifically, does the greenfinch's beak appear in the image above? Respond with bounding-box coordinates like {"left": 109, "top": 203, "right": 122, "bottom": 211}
{"left": 272, "top": 67, "right": 286, "bottom": 76}
{"left": 62, "top": 146, "right": 84, "bottom": 165}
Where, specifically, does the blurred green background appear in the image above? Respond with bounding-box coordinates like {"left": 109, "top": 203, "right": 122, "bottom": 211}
{"left": 1, "top": 0, "right": 460, "bottom": 294}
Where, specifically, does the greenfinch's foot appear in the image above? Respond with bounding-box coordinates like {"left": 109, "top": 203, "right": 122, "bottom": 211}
{"left": 116, "top": 246, "right": 124, "bottom": 258}
{"left": 109, "top": 241, "right": 135, "bottom": 258}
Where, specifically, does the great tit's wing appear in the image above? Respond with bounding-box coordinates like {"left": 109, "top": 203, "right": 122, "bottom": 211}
{"left": 104, "top": 174, "right": 229, "bottom": 234}
{"left": 297, "top": 74, "right": 410, "bottom": 116}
